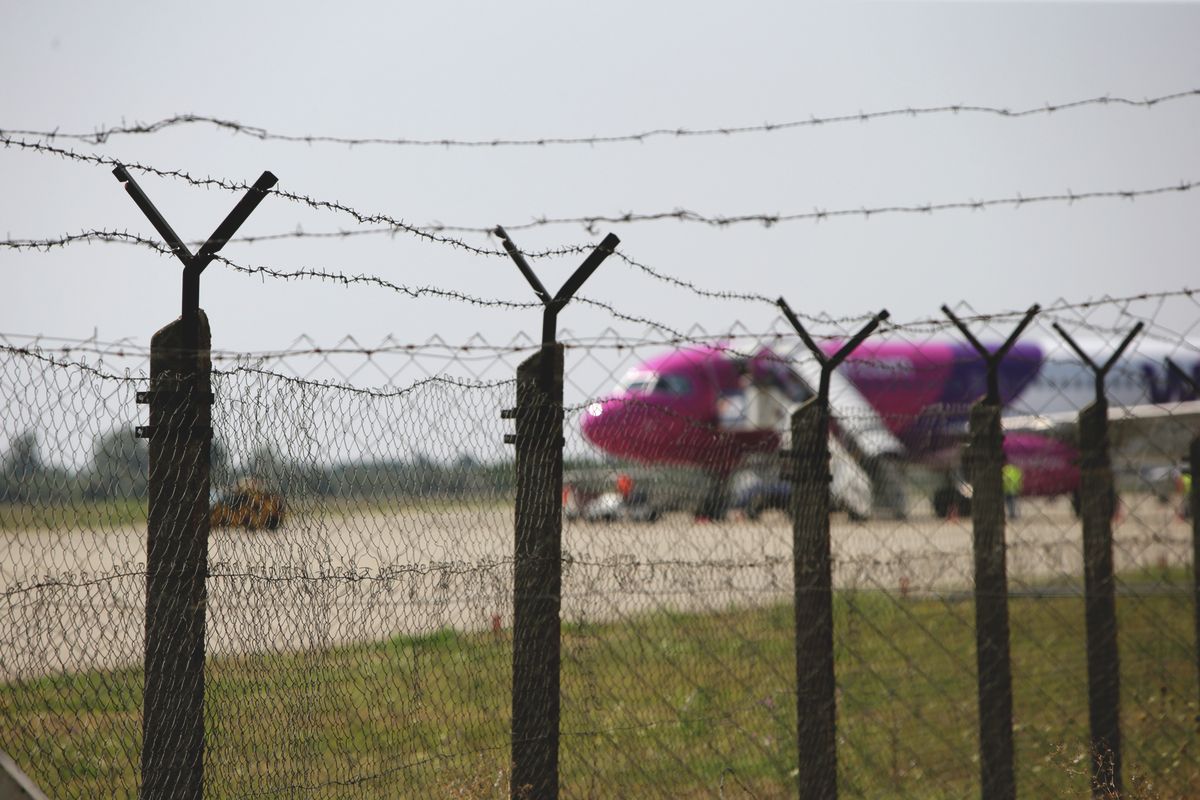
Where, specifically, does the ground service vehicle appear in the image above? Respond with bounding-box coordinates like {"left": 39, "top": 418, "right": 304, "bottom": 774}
{"left": 210, "top": 480, "right": 285, "bottom": 531}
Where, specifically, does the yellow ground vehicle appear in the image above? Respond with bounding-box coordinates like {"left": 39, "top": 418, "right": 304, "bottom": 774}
{"left": 210, "top": 480, "right": 285, "bottom": 531}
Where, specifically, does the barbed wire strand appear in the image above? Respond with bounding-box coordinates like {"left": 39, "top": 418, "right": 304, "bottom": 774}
{"left": 4, "top": 135, "right": 1197, "bottom": 248}
{"left": 0, "top": 229, "right": 848, "bottom": 332}
{"left": 0, "top": 136, "right": 497, "bottom": 256}
{"left": 429, "top": 180, "right": 1200, "bottom": 234}
{"left": 3, "top": 287, "right": 1196, "bottom": 365}
{"left": 0, "top": 343, "right": 515, "bottom": 398}
{"left": 4, "top": 89, "right": 1197, "bottom": 148}
{"left": 6, "top": 212, "right": 1198, "bottom": 338}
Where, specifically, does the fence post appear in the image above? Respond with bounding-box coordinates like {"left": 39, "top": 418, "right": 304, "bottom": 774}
{"left": 1192, "top": 436, "right": 1200, "bottom": 713}
{"left": 114, "top": 165, "right": 276, "bottom": 800}
{"left": 509, "top": 344, "right": 564, "bottom": 800}
{"left": 1055, "top": 322, "right": 1142, "bottom": 796}
{"left": 778, "top": 299, "right": 888, "bottom": 800}
{"left": 943, "top": 304, "right": 1039, "bottom": 800}
{"left": 1166, "top": 360, "right": 1200, "bottom": 719}
{"left": 497, "top": 226, "right": 618, "bottom": 800}
{"left": 139, "top": 315, "right": 212, "bottom": 800}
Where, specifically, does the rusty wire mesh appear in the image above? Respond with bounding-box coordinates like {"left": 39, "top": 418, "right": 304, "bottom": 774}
{"left": 0, "top": 290, "right": 1198, "bottom": 798}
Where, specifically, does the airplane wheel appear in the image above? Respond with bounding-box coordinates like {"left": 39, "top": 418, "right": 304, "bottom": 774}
{"left": 955, "top": 493, "right": 972, "bottom": 518}
{"left": 933, "top": 487, "right": 971, "bottom": 519}
{"left": 933, "top": 487, "right": 955, "bottom": 519}
{"left": 745, "top": 498, "right": 764, "bottom": 521}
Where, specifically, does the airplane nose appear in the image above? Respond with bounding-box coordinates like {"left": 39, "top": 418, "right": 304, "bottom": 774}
{"left": 581, "top": 396, "right": 624, "bottom": 449}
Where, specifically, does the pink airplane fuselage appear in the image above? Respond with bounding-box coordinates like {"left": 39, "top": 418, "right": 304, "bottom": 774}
{"left": 581, "top": 340, "right": 1082, "bottom": 497}
{"left": 582, "top": 347, "right": 780, "bottom": 476}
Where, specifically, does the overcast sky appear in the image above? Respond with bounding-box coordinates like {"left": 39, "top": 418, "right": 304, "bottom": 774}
{"left": 4, "top": 1, "right": 1199, "bottom": 367}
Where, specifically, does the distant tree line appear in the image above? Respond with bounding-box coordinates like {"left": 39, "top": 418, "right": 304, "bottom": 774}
{"left": 1, "top": 429, "right": 152, "bottom": 503}
{"left": 0, "top": 429, "right": 544, "bottom": 504}
{"left": 0, "top": 428, "right": 730, "bottom": 515}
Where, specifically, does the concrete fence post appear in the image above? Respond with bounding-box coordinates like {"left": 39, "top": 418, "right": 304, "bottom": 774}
{"left": 965, "top": 402, "right": 1016, "bottom": 800}
{"left": 496, "top": 226, "right": 617, "bottom": 800}
{"left": 114, "top": 163, "right": 276, "bottom": 800}
{"left": 1190, "top": 437, "right": 1200, "bottom": 717}
{"left": 1166, "top": 361, "right": 1200, "bottom": 723}
{"left": 138, "top": 314, "right": 212, "bottom": 800}
{"left": 1077, "top": 401, "right": 1122, "bottom": 794}
{"left": 509, "top": 346, "right": 565, "bottom": 800}
{"left": 777, "top": 299, "right": 888, "bottom": 800}
{"left": 1055, "top": 322, "right": 1143, "bottom": 796}
{"left": 943, "top": 303, "right": 1039, "bottom": 800}
{"left": 787, "top": 397, "right": 838, "bottom": 800}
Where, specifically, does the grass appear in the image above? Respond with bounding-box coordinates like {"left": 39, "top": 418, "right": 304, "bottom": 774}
{"left": 1, "top": 574, "right": 1197, "bottom": 798}
{"left": 0, "top": 496, "right": 510, "bottom": 533}
{"left": 0, "top": 499, "right": 148, "bottom": 532}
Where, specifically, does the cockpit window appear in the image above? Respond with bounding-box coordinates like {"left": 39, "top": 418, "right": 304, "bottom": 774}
{"left": 620, "top": 371, "right": 656, "bottom": 394}
{"left": 619, "top": 371, "right": 692, "bottom": 395}
{"left": 657, "top": 374, "right": 692, "bottom": 395}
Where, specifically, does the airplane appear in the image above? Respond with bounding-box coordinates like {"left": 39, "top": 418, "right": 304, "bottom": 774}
{"left": 579, "top": 337, "right": 1200, "bottom": 520}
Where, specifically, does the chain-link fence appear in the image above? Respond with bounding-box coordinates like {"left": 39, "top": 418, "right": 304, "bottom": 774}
{"left": 1, "top": 294, "right": 1198, "bottom": 799}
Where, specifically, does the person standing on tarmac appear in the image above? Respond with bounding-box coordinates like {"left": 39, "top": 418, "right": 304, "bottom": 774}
{"left": 1180, "top": 465, "right": 1193, "bottom": 520}
{"left": 1002, "top": 461, "right": 1023, "bottom": 519}
{"left": 616, "top": 472, "right": 634, "bottom": 501}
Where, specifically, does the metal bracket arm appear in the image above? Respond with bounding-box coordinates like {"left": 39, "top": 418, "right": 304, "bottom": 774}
{"left": 113, "top": 165, "right": 278, "bottom": 326}
{"left": 942, "top": 304, "right": 1040, "bottom": 405}
{"left": 778, "top": 297, "right": 889, "bottom": 400}
{"left": 495, "top": 225, "right": 619, "bottom": 347}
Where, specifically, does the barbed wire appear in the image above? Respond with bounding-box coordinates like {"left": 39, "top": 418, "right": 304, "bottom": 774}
{"left": 0, "top": 343, "right": 143, "bottom": 382}
{"left": 2, "top": 287, "right": 1196, "bottom": 366}
{"left": 0, "top": 229, "right": 825, "bottom": 324}
{"left": 0, "top": 342, "right": 516, "bottom": 399}
{"left": 609, "top": 250, "right": 776, "bottom": 305}
{"left": 0, "top": 227, "right": 800, "bottom": 338}
{"left": 8, "top": 227, "right": 1199, "bottom": 346}
{"left": 53, "top": 225, "right": 1189, "bottom": 325}
{"left": 1, "top": 230, "right": 543, "bottom": 310}
{"left": 0, "top": 337, "right": 889, "bottom": 397}
{"left": 4, "top": 200, "right": 1198, "bottom": 800}
{"left": 5, "top": 135, "right": 1197, "bottom": 253}
{"left": 0, "top": 136, "right": 499, "bottom": 256}
{"left": 214, "top": 364, "right": 516, "bottom": 398}
{"left": 1040, "top": 315, "right": 1200, "bottom": 353}
{"left": 431, "top": 180, "right": 1200, "bottom": 234}
{"left": 6, "top": 136, "right": 1196, "bottom": 337}
{"left": 891, "top": 287, "right": 1200, "bottom": 333}
{"left": 3, "top": 226, "right": 1183, "bottom": 328}
{"left": 5, "top": 89, "right": 1197, "bottom": 148}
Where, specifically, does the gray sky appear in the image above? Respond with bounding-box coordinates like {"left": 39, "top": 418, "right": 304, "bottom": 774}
{"left": 4, "top": 1, "right": 1199, "bottom": 365}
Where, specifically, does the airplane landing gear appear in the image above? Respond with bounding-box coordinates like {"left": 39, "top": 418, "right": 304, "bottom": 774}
{"left": 868, "top": 454, "right": 909, "bottom": 520}
{"left": 695, "top": 471, "right": 730, "bottom": 521}
{"left": 932, "top": 476, "right": 972, "bottom": 519}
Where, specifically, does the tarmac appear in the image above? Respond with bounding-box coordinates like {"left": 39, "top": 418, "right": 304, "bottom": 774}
{"left": 0, "top": 497, "right": 1192, "bottom": 681}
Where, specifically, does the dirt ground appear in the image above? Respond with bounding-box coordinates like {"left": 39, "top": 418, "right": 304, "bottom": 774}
{"left": 0, "top": 496, "right": 1192, "bottom": 680}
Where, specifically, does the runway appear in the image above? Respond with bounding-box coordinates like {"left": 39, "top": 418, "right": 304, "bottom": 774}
{"left": 0, "top": 497, "right": 1191, "bottom": 681}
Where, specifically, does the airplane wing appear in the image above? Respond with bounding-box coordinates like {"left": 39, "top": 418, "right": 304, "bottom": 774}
{"left": 1003, "top": 399, "right": 1200, "bottom": 465}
